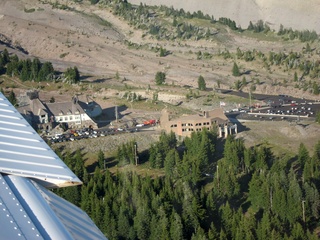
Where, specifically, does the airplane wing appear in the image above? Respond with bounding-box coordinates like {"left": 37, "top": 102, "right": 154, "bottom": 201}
{"left": 0, "top": 92, "right": 107, "bottom": 239}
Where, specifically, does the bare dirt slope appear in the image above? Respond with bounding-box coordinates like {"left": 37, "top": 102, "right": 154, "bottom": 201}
{"left": 0, "top": 0, "right": 315, "bottom": 94}
{"left": 129, "top": 0, "right": 320, "bottom": 33}
{"left": 236, "top": 121, "right": 320, "bottom": 154}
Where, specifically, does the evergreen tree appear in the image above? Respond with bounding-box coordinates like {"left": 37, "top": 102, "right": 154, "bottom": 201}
{"left": 8, "top": 90, "right": 17, "bottom": 106}
{"left": 64, "top": 66, "right": 80, "bottom": 83}
{"left": 197, "top": 75, "right": 206, "bottom": 90}
{"left": 0, "top": 59, "right": 4, "bottom": 75}
{"left": 159, "top": 47, "right": 166, "bottom": 57}
{"left": 117, "top": 206, "right": 132, "bottom": 239}
{"left": 232, "top": 62, "right": 241, "bottom": 76}
{"left": 298, "top": 143, "right": 309, "bottom": 170}
{"left": 248, "top": 172, "right": 269, "bottom": 211}
{"left": 170, "top": 211, "right": 183, "bottom": 240}
{"left": 155, "top": 71, "right": 166, "bottom": 85}
{"left": 294, "top": 71, "right": 298, "bottom": 82}
{"left": 256, "top": 210, "right": 271, "bottom": 240}
{"left": 312, "top": 82, "right": 319, "bottom": 95}
{"left": 6, "top": 55, "right": 20, "bottom": 77}
{"left": 272, "top": 181, "right": 287, "bottom": 220}
{"left": 20, "top": 59, "right": 31, "bottom": 81}
{"left": 38, "top": 62, "right": 54, "bottom": 81}
{"left": 220, "top": 202, "right": 234, "bottom": 238}
{"left": 1, "top": 48, "right": 10, "bottom": 65}
{"left": 98, "top": 149, "right": 105, "bottom": 169}
{"left": 134, "top": 204, "right": 151, "bottom": 240}
{"left": 164, "top": 148, "right": 179, "bottom": 177}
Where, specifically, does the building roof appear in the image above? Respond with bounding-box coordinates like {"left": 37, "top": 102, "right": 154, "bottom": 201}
{"left": 0, "top": 92, "right": 107, "bottom": 239}
{"left": 18, "top": 97, "right": 48, "bottom": 116}
{"left": 170, "top": 108, "right": 228, "bottom": 123}
{"left": 0, "top": 94, "right": 82, "bottom": 188}
{"left": 207, "top": 108, "right": 229, "bottom": 121}
{"left": 45, "top": 101, "right": 86, "bottom": 116}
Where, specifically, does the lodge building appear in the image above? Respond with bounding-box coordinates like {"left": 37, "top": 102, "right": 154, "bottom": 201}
{"left": 160, "top": 108, "right": 238, "bottom": 138}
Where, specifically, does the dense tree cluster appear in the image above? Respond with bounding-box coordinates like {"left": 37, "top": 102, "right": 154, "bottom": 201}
{"left": 0, "top": 49, "right": 81, "bottom": 83}
{"left": 55, "top": 132, "right": 320, "bottom": 239}
{"left": 226, "top": 46, "right": 320, "bottom": 94}
{"left": 278, "top": 24, "right": 318, "bottom": 42}
{"left": 104, "top": 0, "right": 244, "bottom": 41}
{"left": 64, "top": 66, "right": 80, "bottom": 83}
{"left": 100, "top": 0, "right": 319, "bottom": 43}
{"left": 0, "top": 49, "right": 54, "bottom": 81}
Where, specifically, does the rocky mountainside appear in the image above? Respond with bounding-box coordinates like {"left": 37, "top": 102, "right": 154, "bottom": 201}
{"left": 129, "top": 0, "right": 320, "bottom": 33}
{"left": 0, "top": 0, "right": 319, "bottom": 102}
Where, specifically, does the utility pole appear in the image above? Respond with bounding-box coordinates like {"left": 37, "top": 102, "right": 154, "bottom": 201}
{"left": 134, "top": 142, "right": 138, "bottom": 166}
{"left": 302, "top": 200, "right": 306, "bottom": 224}
{"left": 270, "top": 187, "right": 273, "bottom": 209}
{"left": 115, "top": 105, "right": 118, "bottom": 122}
{"left": 249, "top": 90, "right": 252, "bottom": 110}
{"left": 216, "top": 165, "right": 219, "bottom": 188}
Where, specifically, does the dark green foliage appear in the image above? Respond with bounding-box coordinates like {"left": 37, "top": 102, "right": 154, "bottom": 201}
{"left": 6, "top": 55, "right": 20, "bottom": 77}
{"left": 149, "top": 131, "right": 177, "bottom": 168}
{"left": 116, "top": 140, "right": 137, "bottom": 166}
{"left": 1, "top": 50, "right": 48, "bottom": 81}
{"left": 247, "top": 20, "right": 270, "bottom": 33}
{"left": 312, "top": 82, "right": 319, "bottom": 95}
{"left": 218, "top": 17, "right": 238, "bottom": 30}
{"left": 64, "top": 66, "right": 80, "bottom": 83}
{"left": 232, "top": 62, "right": 241, "bottom": 76}
{"left": 0, "top": 48, "right": 83, "bottom": 83}
{"left": 1, "top": 48, "right": 10, "bottom": 64}
{"left": 223, "top": 136, "right": 244, "bottom": 173}
{"left": 155, "top": 71, "right": 166, "bottom": 85}
{"left": 38, "top": 62, "right": 55, "bottom": 81}
{"left": 54, "top": 128, "right": 320, "bottom": 239}
{"left": 248, "top": 172, "right": 269, "bottom": 211}
{"left": 178, "top": 129, "right": 216, "bottom": 185}
{"left": 7, "top": 90, "right": 17, "bottom": 106}
{"left": 278, "top": 25, "right": 318, "bottom": 42}
{"left": 298, "top": 143, "right": 309, "bottom": 169}
{"left": 98, "top": 149, "right": 105, "bottom": 169}
{"left": 197, "top": 75, "right": 206, "bottom": 90}
{"left": 31, "top": 58, "right": 41, "bottom": 80}
{"left": 159, "top": 47, "right": 168, "bottom": 57}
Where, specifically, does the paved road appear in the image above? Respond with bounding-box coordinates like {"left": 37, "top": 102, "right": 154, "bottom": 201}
{"left": 219, "top": 89, "right": 320, "bottom": 122}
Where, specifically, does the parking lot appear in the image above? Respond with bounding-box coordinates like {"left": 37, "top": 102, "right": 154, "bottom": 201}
{"left": 221, "top": 90, "right": 320, "bottom": 122}
{"left": 48, "top": 124, "right": 156, "bottom": 144}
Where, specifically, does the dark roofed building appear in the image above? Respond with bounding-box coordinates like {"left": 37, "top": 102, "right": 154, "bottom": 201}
{"left": 17, "top": 91, "right": 101, "bottom": 131}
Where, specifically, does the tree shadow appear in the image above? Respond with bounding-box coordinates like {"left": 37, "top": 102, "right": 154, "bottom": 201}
{"left": 243, "top": 70, "right": 252, "bottom": 75}
{"left": 91, "top": 77, "right": 113, "bottom": 83}
{"left": 137, "top": 149, "right": 150, "bottom": 165}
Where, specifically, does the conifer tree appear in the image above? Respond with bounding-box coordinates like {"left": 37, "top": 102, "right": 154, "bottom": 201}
{"left": 197, "top": 75, "right": 206, "bottom": 90}
{"left": 169, "top": 211, "right": 183, "bottom": 240}
{"left": 232, "top": 62, "right": 241, "bottom": 76}
{"left": 8, "top": 90, "right": 17, "bottom": 106}
{"left": 98, "top": 149, "right": 105, "bottom": 169}
{"left": 298, "top": 143, "right": 309, "bottom": 170}
{"left": 117, "top": 206, "right": 132, "bottom": 239}
{"left": 286, "top": 172, "right": 302, "bottom": 224}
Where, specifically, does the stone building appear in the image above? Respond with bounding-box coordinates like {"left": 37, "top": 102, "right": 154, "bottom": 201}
{"left": 160, "top": 108, "right": 237, "bottom": 138}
